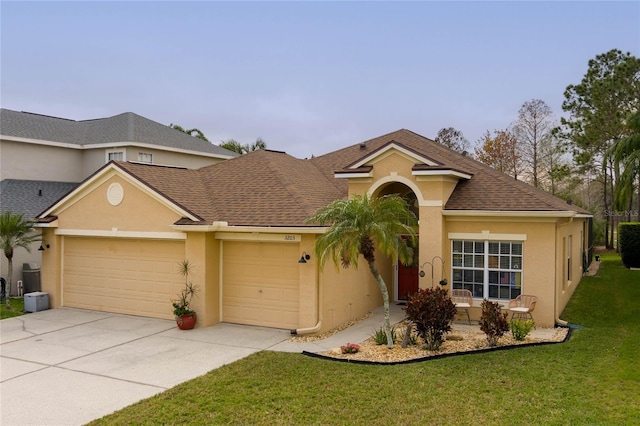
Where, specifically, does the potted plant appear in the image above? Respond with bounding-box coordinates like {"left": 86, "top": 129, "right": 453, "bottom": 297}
{"left": 172, "top": 260, "right": 199, "bottom": 330}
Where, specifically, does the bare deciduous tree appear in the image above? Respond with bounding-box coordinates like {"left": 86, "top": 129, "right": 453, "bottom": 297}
{"left": 434, "top": 127, "right": 470, "bottom": 154}
{"left": 513, "top": 99, "right": 555, "bottom": 188}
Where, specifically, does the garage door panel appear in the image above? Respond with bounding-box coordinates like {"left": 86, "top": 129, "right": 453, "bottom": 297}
{"left": 223, "top": 241, "right": 300, "bottom": 329}
{"left": 63, "top": 237, "right": 184, "bottom": 319}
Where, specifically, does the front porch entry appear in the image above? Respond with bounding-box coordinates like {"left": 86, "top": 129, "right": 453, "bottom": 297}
{"left": 397, "top": 236, "right": 419, "bottom": 300}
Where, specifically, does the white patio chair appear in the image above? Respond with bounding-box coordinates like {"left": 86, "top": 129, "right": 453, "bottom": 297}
{"left": 508, "top": 294, "right": 537, "bottom": 322}
{"left": 451, "top": 289, "right": 473, "bottom": 325}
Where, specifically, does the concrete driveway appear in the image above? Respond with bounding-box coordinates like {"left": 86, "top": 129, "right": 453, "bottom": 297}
{"left": 0, "top": 308, "right": 291, "bottom": 426}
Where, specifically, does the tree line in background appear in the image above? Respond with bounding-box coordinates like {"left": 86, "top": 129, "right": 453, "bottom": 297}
{"left": 435, "top": 49, "right": 640, "bottom": 249}
{"left": 170, "top": 48, "right": 638, "bottom": 248}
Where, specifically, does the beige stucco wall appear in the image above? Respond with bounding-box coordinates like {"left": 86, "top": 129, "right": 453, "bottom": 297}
{"left": 339, "top": 149, "right": 591, "bottom": 328}
{"left": 183, "top": 232, "right": 220, "bottom": 327}
{"left": 39, "top": 228, "right": 62, "bottom": 308}
{"left": 55, "top": 175, "right": 183, "bottom": 232}
{"left": 444, "top": 217, "right": 562, "bottom": 327}
{"left": 1, "top": 140, "right": 83, "bottom": 182}
{"left": 40, "top": 174, "right": 189, "bottom": 315}
{"left": 317, "top": 254, "right": 387, "bottom": 332}
{"left": 37, "top": 146, "right": 590, "bottom": 332}
{"left": 298, "top": 235, "right": 320, "bottom": 329}
{"left": 555, "top": 217, "right": 589, "bottom": 320}
{"left": 347, "top": 152, "right": 458, "bottom": 301}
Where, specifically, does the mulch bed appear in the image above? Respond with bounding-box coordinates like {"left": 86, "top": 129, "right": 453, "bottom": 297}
{"left": 304, "top": 323, "right": 571, "bottom": 365}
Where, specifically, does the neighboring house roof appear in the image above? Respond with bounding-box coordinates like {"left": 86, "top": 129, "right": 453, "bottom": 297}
{"left": 0, "top": 108, "right": 237, "bottom": 158}
{"left": 1, "top": 179, "right": 79, "bottom": 219}
{"left": 39, "top": 129, "right": 590, "bottom": 227}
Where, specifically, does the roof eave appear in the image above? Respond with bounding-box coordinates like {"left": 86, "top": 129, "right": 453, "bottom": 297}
{"left": 170, "top": 222, "right": 329, "bottom": 234}
{"left": 443, "top": 210, "right": 587, "bottom": 218}
{"left": 412, "top": 169, "right": 473, "bottom": 180}
{"left": 2, "top": 135, "right": 236, "bottom": 159}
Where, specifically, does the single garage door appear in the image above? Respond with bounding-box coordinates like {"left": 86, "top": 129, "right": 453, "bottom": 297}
{"left": 63, "top": 237, "right": 185, "bottom": 319}
{"left": 223, "top": 241, "right": 299, "bottom": 329}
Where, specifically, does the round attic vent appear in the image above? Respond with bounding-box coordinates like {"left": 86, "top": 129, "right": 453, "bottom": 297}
{"left": 107, "top": 183, "right": 124, "bottom": 206}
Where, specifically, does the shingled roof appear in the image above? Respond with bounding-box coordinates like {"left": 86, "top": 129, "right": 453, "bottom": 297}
{"left": 1, "top": 179, "right": 79, "bottom": 219}
{"left": 46, "top": 129, "right": 588, "bottom": 227}
{"left": 115, "top": 149, "right": 343, "bottom": 227}
{"left": 312, "top": 129, "right": 590, "bottom": 214}
{"left": 0, "top": 108, "right": 237, "bottom": 158}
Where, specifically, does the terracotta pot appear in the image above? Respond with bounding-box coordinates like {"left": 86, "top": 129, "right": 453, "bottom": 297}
{"left": 176, "top": 313, "right": 197, "bottom": 330}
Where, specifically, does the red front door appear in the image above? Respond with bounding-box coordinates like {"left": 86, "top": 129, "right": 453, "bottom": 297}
{"left": 397, "top": 236, "right": 419, "bottom": 300}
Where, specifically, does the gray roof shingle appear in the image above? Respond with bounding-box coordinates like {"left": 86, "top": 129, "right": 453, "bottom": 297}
{"left": 0, "top": 109, "right": 237, "bottom": 158}
{"left": 1, "top": 179, "right": 79, "bottom": 219}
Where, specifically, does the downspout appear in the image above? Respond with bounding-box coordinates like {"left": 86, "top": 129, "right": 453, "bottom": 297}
{"left": 555, "top": 218, "right": 568, "bottom": 326}
{"left": 291, "top": 261, "right": 322, "bottom": 335}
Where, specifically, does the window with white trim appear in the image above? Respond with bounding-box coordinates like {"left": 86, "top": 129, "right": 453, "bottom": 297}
{"left": 107, "top": 150, "right": 125, "bottom": 162}
{"left": 452, "top": 240, "right": 523, "bottom": 300}
{"left": 137, "top": 152, "right": 153, "bottom": 163}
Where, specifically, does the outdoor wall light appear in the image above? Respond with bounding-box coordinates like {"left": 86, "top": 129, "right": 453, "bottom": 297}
{"left": 298, "top": 252, "right": 311, "bottom": 263}
{"left": 38, "top": 243, "right": 50, "bottom": 251}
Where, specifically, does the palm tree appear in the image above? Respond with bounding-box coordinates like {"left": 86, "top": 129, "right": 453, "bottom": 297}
{"left": 0, "top": 212, "right": 40, "bottom": 308}
{"left": 307, "top": 194, "right": 418, "bottom": 348}
{"left": 219, "top": 137, "right": 267, "bottom": 154}
{"left": 169, "top": 123, "right": 210, "bottom": 142}
{"left": 611, "top": 111, "right": 640, "bottom": 216}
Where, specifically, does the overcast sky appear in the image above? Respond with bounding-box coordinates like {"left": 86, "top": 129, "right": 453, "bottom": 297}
{"left": 2, "top": 1, "right": 639, "bottom": 158}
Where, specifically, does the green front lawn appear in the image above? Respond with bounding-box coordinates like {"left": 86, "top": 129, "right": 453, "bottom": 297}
{"left": 0, "top": 297, "right": 25, "bottom": 319}
{"left": 91, "top": 254, "right": 640, "bottom": 425}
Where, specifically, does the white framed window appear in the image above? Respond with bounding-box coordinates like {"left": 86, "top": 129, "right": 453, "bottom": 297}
{"left": 137, "top": 152, "right": 153, "bottom": 163}
{"left": 452, "top": 240, "right": 523, "bottom": 301}
{"left": 106, "top": 150, "right": 125, "bottom": 162}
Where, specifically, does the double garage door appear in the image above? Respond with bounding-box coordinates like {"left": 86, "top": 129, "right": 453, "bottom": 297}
{"left": 62, "top": 237, "right": 301, "bottom": 329}
{"left": 63, "top": 237, "right": 184, "bottom": 320}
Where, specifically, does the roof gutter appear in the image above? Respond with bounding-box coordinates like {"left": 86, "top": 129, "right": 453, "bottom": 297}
{"left": 443, "top": 210, "right": 579, "bottom": 217}
{"left": 171, "top": 223, "right": 329, "bottom": 234}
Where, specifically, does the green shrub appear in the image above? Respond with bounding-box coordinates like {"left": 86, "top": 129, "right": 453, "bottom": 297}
{"left": 404, "top": 287, "right": 457, "bottom": 351}
{"left": 509, "top": 319, "right": 535, "bottom": 341}
{"left": 479, "top": 299, "right": 509, "bottom": 347}
{"left": 372, "top": 326, "right": 396, "bottom": 345}
{"left": 619, "top": 222, "right": 640, "bottom": 268}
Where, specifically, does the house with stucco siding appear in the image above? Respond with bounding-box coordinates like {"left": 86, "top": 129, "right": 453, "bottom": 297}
{"left": 36, "top": 129, "right": 591, "bottom": 331}
{"left": 0, "top": 108, "right": 236, "bottom": 295}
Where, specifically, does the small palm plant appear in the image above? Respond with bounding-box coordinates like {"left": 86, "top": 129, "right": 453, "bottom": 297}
{"left": 307, "top": 193, "right": 417, "bottom": 349}
{"left": 0, "top": 212, "right": 41, "bottom": 308}
{"left": 172, "top": 260, "right": 199, "bottom": 317}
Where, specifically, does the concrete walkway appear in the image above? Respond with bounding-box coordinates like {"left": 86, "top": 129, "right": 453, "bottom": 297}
{"left": 1, "top": 304, "right": 558, "bottom": 425}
